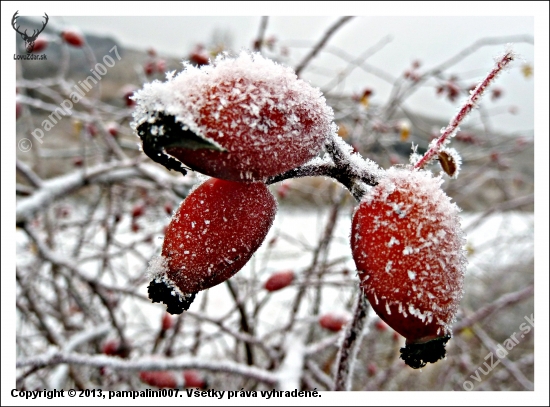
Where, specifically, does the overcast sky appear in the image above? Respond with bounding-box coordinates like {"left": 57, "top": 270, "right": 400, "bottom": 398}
{"left": 5, "top": 2, "right": 544, "bottom": 137}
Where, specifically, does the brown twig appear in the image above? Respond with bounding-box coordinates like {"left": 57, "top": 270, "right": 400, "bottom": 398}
{"left": 333, "top": 292, "right": 369, "bottom": 390}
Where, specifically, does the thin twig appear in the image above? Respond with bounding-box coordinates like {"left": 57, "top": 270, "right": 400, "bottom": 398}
{"left": 454, "top": 285, "right": 533, "bottom": 332}
{"left": 254, "top": 16, "right": 269, "bottom": 52}
{"left": 295, "top": 16, "right": 354, "bottom": 76}
{"left": 333, "top": 292, "right": 369, "bottom": 390}
{"left": 414, "top": 51, "right": 515, "bottom": 170}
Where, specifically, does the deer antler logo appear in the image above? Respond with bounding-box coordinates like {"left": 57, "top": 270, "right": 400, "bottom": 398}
{"left": 12, "top": 11, "right": 49, "bottom": 53}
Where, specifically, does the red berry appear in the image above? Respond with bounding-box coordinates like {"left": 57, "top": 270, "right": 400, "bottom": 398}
{"left": 164, "top": 202, "right": 173, "bottom": 216}
{"left": 277, "top": 182, "right": 291, "bottom": 199}
{"left": 351, "top": 168, "right": 465, "bottom": 368}
{"left": 134, "top": 52, "right": 334, "bottom": 182}
{"left": 139, "top": 371, "right": 178, "bottom": 388}
{"left": 374, "top": 319, "right": 388, "bottom": 332}
{"left": 102, "top": 340, "right": 119, "bottom": 356}
{"left": 16, "top": 102, "right": 23, "bottom": 120}
{"left": 132, "top": 204, "right": 145, "bottom": 219}
{"left": 183, "top": 370, "right": 206, "bottom": 388}
{"left": 32, "top": 37, "right": 48, "bottom": 53}
{"left": 264, "top": 270, "right": 294, "bottom": 292}
{"left": 121, "top": 85, "right": 137, "bottom": 107}
{"left": 86, "top": 123, "right": 98, "bottom": 137}
{"left": 157, "top": 59, "right": 167, "bottom": 72}
{"left": 189, "top": 45, "right": 209, "bottom": 66}
{"left": 148, "top": 178, "right": 277, "bottom": 314}
{"left": 161, "top": 313, "right": 173, "bottom": 331}
{"left": 107, "top": 122, "right": 119, "bottom": 137}
{"left": 61, "top": 30, "right": 84, "bottom": 47}
{"left": 491, "top": 87, "right": 503, "bottom": 101}
{"left": 367, "top": 362, "right": 378, "bottom": 377}
{"left": 455, "top": 131, "right": 478, "bottom": 145}
{"left": 319, "top": 314, "right": 348, "bottom": 332}
{"left": 73, "top": 156, "right": 84, "bottom": 167}
{"left": 101, "top": 339, "right": 129, "bottom": 358}
{"left": 131, "top": 222, "right": 140, "bottom": 233}
{"left": 144, "top": 61, "right": 156, "bottom": 76}
{"left": 445, "top": 81, "right": 461, "bottom": 102}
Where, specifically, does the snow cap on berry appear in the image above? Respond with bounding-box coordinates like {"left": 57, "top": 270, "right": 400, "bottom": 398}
{"left": 132, "top": 50, "right": 333, "bottom": 137}
{"left": 131, "top": 51, "right": 334, "bottom": 181}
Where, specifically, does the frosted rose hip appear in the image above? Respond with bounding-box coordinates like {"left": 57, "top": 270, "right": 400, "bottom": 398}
{"left": 132, "top": 51, "right": 334, "bottom": 182}
{"left": 351, "top": 167, "right": 466, "bottom": 368}
{"left": 148, "top": 178, "right": 277, "bottom": 314}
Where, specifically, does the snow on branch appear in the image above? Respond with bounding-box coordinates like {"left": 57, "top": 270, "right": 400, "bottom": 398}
{"left": 17, "top": 351, "right": 279, "bottom": 386}
{"left": 16, "top": 160, "right": 194, "bottom": 225}
{"left": 333, "top": 292, "right": 369, "bottom": 391}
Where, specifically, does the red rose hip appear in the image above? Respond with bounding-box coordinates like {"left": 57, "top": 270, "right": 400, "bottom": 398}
{"left": 31, "top": 37, "right": 48, "bottom": 53}
{"left": 183, "top": 370, "right": 207, "bottom": 388}
{"left": 61, "top": 29, "right": 84, "bottom": 47}
{"left": 139, "top": 371, "right": 178, "bottom": 388}
{"left": 264, "top": 270, "right": 294, "bottom": 292}
{"left": 351, "top": 167, "right": 466, "bottom": 368}
{"left": 133, "top": 51, "right": 334, "bottom": 182}
{"left": 148, "top": 178, "right": 277, "bottom": 314}
{"left": 319, "top": 314, "right": 348, "bottom": 332}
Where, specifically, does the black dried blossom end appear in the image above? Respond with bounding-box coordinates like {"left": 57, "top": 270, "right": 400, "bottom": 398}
{"left": 147, "top": 279, "right": 196, "bottom": 315}
{"left": 400, "top": 335, "right": 450, "bottom": 369}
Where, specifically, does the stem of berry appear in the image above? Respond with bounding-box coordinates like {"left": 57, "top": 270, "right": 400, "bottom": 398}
{"left": 266, "top": 132, "right": 381, "bottom": 202}
{"left": 333, "top": 291, "right": 369, "bottom": 391}
{"left": 414, "top": 51, "right": 515, "bottom": 170}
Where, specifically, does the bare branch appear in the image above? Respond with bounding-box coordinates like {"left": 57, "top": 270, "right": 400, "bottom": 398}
{"left": 17, "top": 352, "right": 279, "bottom": 386}
{"left": 333, "top": 292, "right": 369, "bottom": 391}
{"left": 454, "top": 285, "right": 533, "bottom": 332}
{"left": 295, "top": 16, "right": 354, "bottom": 76}
{"left": 253, "top": 16, "right": 269, "bottom": 52}
{"left": 415, "top": 50, "right": 515, "bottom": 169}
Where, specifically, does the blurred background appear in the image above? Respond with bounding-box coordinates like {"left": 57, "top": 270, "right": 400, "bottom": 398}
{"left": 19, "top": 14, "right": 535, "bottom": 134}
{"left": 8, "top": 5, "right": 545, "bottom": 399}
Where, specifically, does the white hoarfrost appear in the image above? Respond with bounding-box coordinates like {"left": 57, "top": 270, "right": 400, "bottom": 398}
{"left": 130, "top": 51, "right": 335, "bottom": 181}
{"left": 353, "top": 166, "right": 467, "bottom": 337}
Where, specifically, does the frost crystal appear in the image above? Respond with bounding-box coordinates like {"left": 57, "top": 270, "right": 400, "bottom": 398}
{"left": 146, "top": 255, "right": 168, "bottom": 280}
{"left": 131, "top": 51, "right": 335, "bottom": 181}
{"left": 353, "top": 166, "right": 467, "bottom": 343}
